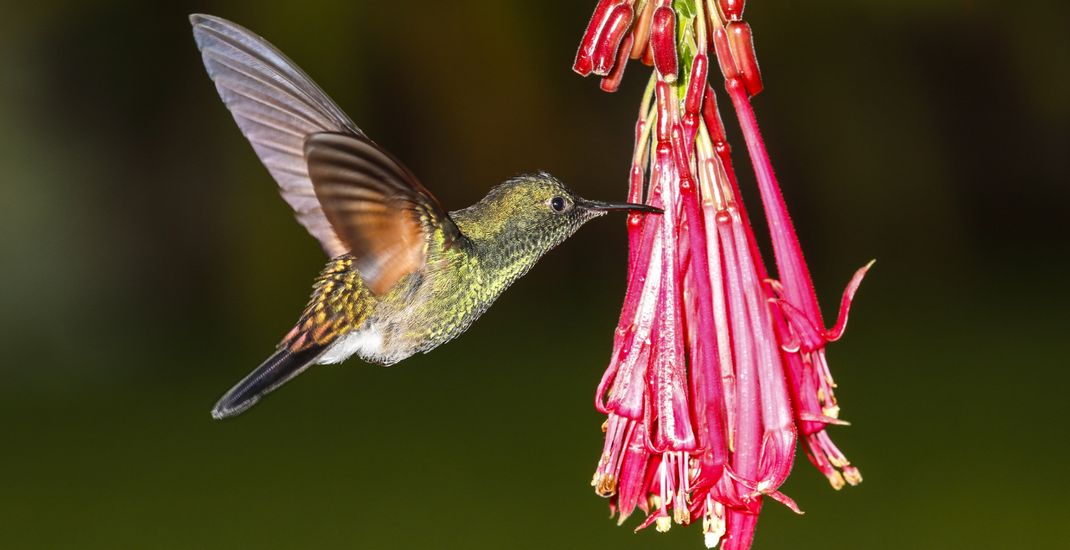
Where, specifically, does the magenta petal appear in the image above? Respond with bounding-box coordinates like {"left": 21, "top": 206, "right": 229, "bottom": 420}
{"left": 721, "top": 509, "right": 759, "bottom": 550}
{"left": 650, "top": 171, "right": 697, "bottom": 452}
{"left": 772, "top": 297, "right": 826, "bottom": 352}
{"left": 756, "top": 426, "right": 796, "bottom": 492}
{"left": 634, "top": 505, "right": 670, "bottom": 533}
{"left": 616, "top": 420, "right": 652, "bottom": 522}
{"left": 681, "top": 177, "right": 729, "bottom": 465}
{"left": 825, "top": 260, "right": 875, "bottom": 342}
{"left": 717, "top": 210, "right": 762, "bottom": 480}
{"left": 763, "top": 488, "right": 803, "bottom": 515}
{"left": 725, "top": 77, "right": 824, "bottom": 328}
{"left": 607, "top": 333, "right": 654, "bottom": 419}
{"left": 605, "top": 228, "right": 663, "bottom": 418}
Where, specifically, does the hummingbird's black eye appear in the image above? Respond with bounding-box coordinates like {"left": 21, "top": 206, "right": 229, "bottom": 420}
{"left": 550, "top": 196, "right": 567, "bottom": 212}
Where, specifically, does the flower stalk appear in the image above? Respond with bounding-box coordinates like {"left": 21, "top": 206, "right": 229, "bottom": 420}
{"left": 576, "top": 1, "right": 872, "bottom": 547}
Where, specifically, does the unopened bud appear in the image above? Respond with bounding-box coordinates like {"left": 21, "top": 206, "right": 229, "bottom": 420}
{"left": 630, "top": 0, "right": 655, "bottom": 59}
{"left": 601, "top": 34, "right": 634, "bottom": 92}
{"left": 671, "top": 125, "right": 691, "bottom": 179}
{"left": 727, "top": 21, "right": 762, "bottom": 95}
{"left": 650, "top": 7, "right": 678, "bottom": 82}
{"left": 701, "top": 86, "right": 728, "bottom": 145}
{"left": 629, "top": 163, "right": 644, "bottom": 204}
{"left": 641, "top": 40, "right": 655, "bottom": 66}
{"left": 718, "top": 0, "right": 745, "bottom": 21}
{"left": 684, "top": 54, "right": 708, "bottom": 116}
{"left": 712, "top": 27, "right": 738, "bottom": 80}
{"left": 574, "top": 0, "right": 619, "bottom": 76}
{"left": 592, "top": 4, "right": 635, "bottom": 76}
{"left": 654, "top": 81, "right": 673, "bottom": 144}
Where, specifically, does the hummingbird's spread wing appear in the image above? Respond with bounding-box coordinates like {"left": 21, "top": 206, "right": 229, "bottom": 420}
{"left": 305, "top": 132, "right": 462, "bottom": 295}
{"left": 190, "top": 14, "right": 357, "bottom": 257}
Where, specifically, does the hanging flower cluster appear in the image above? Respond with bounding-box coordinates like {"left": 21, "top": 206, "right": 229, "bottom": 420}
{"left": 575, "top": 1, "right": 873, "bottom": 548}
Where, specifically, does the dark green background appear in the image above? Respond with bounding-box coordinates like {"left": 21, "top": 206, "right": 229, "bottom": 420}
{"left": 3, "top": 1, "right": 1067, "bottom": 548}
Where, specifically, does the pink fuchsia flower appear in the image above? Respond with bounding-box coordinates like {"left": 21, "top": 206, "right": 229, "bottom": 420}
{"left": 577, "top": 1, "right": 873, "bottom": 548}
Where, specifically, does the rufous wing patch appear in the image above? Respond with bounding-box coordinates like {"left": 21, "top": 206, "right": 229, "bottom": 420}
{"left": 304, "top": 132, "right": 460, "bottom": 295}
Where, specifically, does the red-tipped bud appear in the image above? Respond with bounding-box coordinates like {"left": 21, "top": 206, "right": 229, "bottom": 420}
{"left": 630, "top": 0, "right": 655, "bottom": 60}
{"left": 655, "top": 80, "right": 673, "bottom": 144}
{"left": 671, "top": 124, "right": 692, "bottom": 182}
{"left": 702, "top": 85, "right": 728, "bottom": 145}
{"left": 727, "top": 21, "right": 763, "bottom": 96}
{"left": 684, "top": 54, "right": 708, "bottom": 116}
{"left": 592, "top": 4, "right": 635, "bottom": 76}
{"left": 574, "top": 0, "right": 618, "bottom": 76}
{"left": 718, "top": 0, "right": 745, "bottom": 21}
{"left": 641, "top": 40, "right": 655, "bottom": 66}
{"left": 628, "top": 162, "right": 644, "bottom": 205}
{"left": 712, "top": 26, "right": 739, "bottom": 80}
{"left": 650, "top": 7, "right": 678, "bottom": 82}
{"left": 601, "top": 34, "right": 634, "bottom": 92}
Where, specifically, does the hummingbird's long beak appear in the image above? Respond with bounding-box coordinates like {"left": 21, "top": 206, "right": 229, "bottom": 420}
{"left": 579, "top": 199, "right": 663, "bottom": 214}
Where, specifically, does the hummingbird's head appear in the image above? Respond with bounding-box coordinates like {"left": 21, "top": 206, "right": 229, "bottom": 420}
{"left": 456, "top": 173, "right": 660, "bottom": 258}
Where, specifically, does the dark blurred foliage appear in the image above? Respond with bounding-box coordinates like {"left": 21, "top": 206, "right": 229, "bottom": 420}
{"left": 1, "top": 1, "right": 1068, "bottom": 548}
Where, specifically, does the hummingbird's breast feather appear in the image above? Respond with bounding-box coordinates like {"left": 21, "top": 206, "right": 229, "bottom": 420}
{"left": 363, "top": 239, "right": 490, "bottom": 363}
{"left": 318, "top": 326, "right": 386, "bottom": 364}
{"left": 311, "top": 218, "right": 544, "bottom": 367}
{"left": 310, "top": 236, "right": 488, "bottom": 366}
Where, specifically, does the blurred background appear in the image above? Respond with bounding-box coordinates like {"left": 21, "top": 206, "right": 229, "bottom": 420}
{"left": 2, "top": 0, "right": 1067, "bottom": 548}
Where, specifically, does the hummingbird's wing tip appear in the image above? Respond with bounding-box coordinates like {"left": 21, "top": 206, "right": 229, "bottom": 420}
{"left": 188, "top": 13, "right": 356, "bottom": 259}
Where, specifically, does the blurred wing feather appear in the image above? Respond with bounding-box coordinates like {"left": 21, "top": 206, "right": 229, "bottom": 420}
{"left": 190, "top": 14, "right": 359, "bottom": 257}
{"left": 305, "top": 132, "right": 460, "bottom": 295}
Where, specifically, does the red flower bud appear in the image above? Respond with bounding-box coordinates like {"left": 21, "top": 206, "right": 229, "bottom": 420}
{"left": 727, "top": 21, "right": 763, "bottom": 96}
{"left": 650, "top": 7, "right": 678, "bottom": 82}
{"left": 702, "top": 85, "right": 729, "bottom": 148}
{"left": 574, "top": 0, "right": 619, "bottom": 76}
{"left": 684, "top": 53, "right": 708, "bottom": 116}
{"left": 718, "top": 0, "right": 745, "bottom": 22}
{"left": 641, "top": 40, "right": 655, "bottom": 66}
{"left": 712, "top": 26, "right": 739, "bottom": 80}
{"left": 655, "top": 80, "right": 673, "bottom": 144}
{"left": 592, "top": 4, "right": 635, "bottom": 76}
{"left": 601, "top": 34, "right": 634, "bottom": 92}
{"left": 630, "top": 0, "right": 655, "bottom": 60}
{"left": 671, "top": 123, "right": 692, "bottom": 182}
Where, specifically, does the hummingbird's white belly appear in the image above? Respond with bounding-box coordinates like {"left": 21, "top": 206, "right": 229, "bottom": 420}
{"left": 318, "top": 326, "right": 386, "bottom": 365}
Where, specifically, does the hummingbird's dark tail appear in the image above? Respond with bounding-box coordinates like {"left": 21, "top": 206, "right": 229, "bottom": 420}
{"left": 211, "top": 344, "right": 327, "bottom": 419}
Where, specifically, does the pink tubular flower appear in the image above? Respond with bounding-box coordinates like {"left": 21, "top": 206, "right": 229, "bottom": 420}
{"left": 577, "top": 1, "right": 873, "bottom": 547}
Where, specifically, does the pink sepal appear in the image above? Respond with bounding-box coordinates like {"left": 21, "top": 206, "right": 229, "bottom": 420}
{"left": 826, "top": 260, "right": 875, "bottom": 342}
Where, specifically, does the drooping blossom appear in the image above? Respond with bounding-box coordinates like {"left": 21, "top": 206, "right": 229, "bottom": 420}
{"left": 575, "top": 1, "right": 872, "bottom": 547}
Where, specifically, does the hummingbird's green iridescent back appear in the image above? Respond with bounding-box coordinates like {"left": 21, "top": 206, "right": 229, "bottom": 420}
{"left": 190, "top": 14, "right": 658, "bottom": 418}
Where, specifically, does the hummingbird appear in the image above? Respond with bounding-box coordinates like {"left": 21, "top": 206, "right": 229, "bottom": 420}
{"left": 190, "top": 14, "right": 660, "bottom": 419}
